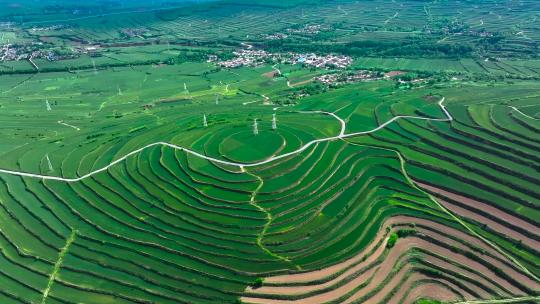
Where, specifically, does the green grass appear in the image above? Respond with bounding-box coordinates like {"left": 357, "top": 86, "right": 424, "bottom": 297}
{"left": 1, "top": 57, "right": 539, "bottom": 300}
{"left": 0, "top": 1, "right": 539, "bottom": 302}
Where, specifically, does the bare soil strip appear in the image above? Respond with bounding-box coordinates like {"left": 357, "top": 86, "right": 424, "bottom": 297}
{"left": 387, "top": 273, "right": 474, "bottom": 304}
{"left": 414, "top": 218, "right": 508, "bottom": 262}
{"left": 403, "top": 282, "right": 462, "bottom": 304}
{"left": 342, "top": 238, "right": 525, "bottom": 304}
{"left": 422, "top": 255, "right": 505, "bottom": 299}
{"left": 242, "top": 215, "right": 526, "bottom": 304}
{"left": 439, "top": 197, "right": 540, "bottom": 250}
{"left": 419, "top": 227, "right": 538, "bottom": 292}
{"left": 262, "top": 216, "right": 410, "bottom": 284}
{"left": 261, "top": 215, "right": 504, "bottom": 287}
{"left": 417, "top": 182, "right": 540, "bottom": 236}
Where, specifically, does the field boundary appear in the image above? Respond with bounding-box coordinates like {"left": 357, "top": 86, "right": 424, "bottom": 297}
{"left": 0, "top": 98, "right": 450, "bottom": 181}
{"left": 350, "top": 143, "right": 540, "bottom": 284}
{"left": 453, "top": 296, "right": 540, "bottom": 304}
{"left": 40, "top": 230, "right": 77, "bottom": 304}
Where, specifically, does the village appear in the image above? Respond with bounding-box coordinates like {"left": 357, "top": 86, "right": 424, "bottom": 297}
{"left": 293, "top": 53, "right": 353, "bottom": 69}
{"left": 0, "top": 43, "right": 58, "bottom": 61}
{"left": 262, "top": 24, "right": 329, "bottom": 40}
{"left": 216, "top": 45, "right": 353, "bottom": 70}
{"left": 120, "top": 28, "right": 149, "bottom": 39}
{"left": 0, "top": 1, "right": 537, "bottom": 304}
{"left": 287, "top": 24, "right": 327, "bottom": 35}
{"left": 215, "top": 48, "right": 271, "bottom": 68}
{"left": 315, "top": 70, "right": 384, "bottom": 86}
{"left": 0, "top": 42, "right": 76, "bottom": 63}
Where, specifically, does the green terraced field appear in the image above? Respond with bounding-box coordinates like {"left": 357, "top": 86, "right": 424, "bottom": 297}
{"left": 0, "top": 0, "right": 539, "bottom": 303}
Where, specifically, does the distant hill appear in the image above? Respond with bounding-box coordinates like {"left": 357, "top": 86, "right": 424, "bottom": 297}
{"left": 217, "top": 0, "right": 323, "bottom": 8}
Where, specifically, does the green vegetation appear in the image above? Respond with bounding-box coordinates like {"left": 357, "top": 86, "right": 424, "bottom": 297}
{"left": 416, "top": 299, "right": 442, "bottom": 304}
{"left": 252, "top": 278, "right": 264, "bottom": 289}
{"left": 387, "top": 232, "right": 399, "bottom": 249}
{"left": 0, "top": 0, "right": 539, "bottom": 303}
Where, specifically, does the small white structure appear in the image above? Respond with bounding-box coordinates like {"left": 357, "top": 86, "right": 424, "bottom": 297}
{"left": 215, "top": 94, "right": 220, "bottom": 105}
{"left": 46, "top": 154, "right": 53, "bottom": 172}
{"left": 46, "top": 99, "right": 52, "bottom": 111}
{"left": 203, "top": 114, "right": 208, "bottom": 127}
{"left": 272, "top": 113, "right": 277, "bottom": 130}
{"left": 253, "top": 119, "right": 259, "bottom": 135}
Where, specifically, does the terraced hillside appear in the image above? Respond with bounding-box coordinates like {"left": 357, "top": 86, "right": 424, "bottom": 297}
{"left": 0, "top": 79, "right": 539, "bottom": 303}
{"left": 0, "top": 0, "right": 540, "bottom": 303}
{"left": 244, "top": 103, "right": 540, "bottom": 304}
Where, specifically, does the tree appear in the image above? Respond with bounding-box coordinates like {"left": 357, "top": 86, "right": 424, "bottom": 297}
{"left": 386, "top": 232, "right": 398, "bottom": 249}
{"left": 252, "top": 278, "right": 264, "bottom": 289}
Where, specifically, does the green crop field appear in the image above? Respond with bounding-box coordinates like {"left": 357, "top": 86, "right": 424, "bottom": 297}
{"left": 0, "top": 0, "right": 539, "bottom": 303}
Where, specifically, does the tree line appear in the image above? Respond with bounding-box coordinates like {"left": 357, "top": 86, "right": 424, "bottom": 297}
{"left": 263, "top": 38, "right": 473, "bottom": 58}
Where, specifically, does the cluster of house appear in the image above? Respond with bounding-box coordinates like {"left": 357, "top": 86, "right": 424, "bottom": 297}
{"left": 0, "top": 42, "right": 79, "bottom": 62}
{"left": 120, "top": 28, "right": 149, "bottom": 38}
{"left": 0, "top": 44, "right": 16, "bottom": 61}
{"left": 214, "top": 45, "right": 354, "bottom": 70}
{"left": 424, "top": 22, "right": 494, "bottom": 38}
{"left": 287, "top": 24, "right": 325, "bottom": 35}
{"left": 216, "top": 48, "right": 270, "bottom": 68}
{"left": 29, "top": 25, "right": 67, "bottom": 32}
{"left": 0, "top": 22, "right": 77, "bottom": 62}
{"left": 263, "top": 33, "right": 289, "bottom": 40}
{"left": 72, "top": 45, "right": 101, "bottom": 54}
{"left": 0, "top": 44, "right": 54, "bottom": 61}
{"left": 315, "top": 70, "right": 382, "bottom": 85}
{"left": 465, "top": 30, "right": 494, "bottom": 37}
{"left": 293, "top": 53, "right": 353, "bottom": 69}
{"left": 262, "top": 24, "right": 328, "bottom": 40}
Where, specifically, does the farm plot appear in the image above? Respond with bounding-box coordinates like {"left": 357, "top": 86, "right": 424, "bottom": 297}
{"left": 0, "top": 76, "right": 539, "bottom": 304}
{"left": 2, "top": 135, "right": 517, "bottom": 304}
{"left": 349, "top": 98, "right": 540, "bottom": 279}
{"left": 1, "top": 1, "right": 540, "bottom": 298}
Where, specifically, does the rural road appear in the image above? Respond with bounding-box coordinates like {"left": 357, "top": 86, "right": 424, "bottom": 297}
{"left": 3, "top": 97, "right": 539, "bottom": 285}
{"left": 295, "top": 110, "right": 347, "bottom": 136}
{"left": 510, "top": 106, "right": 539, "bottom": 120}
{"left": 0, "top": 98, "right": 450, "bottom": 181}
{"left": 454, "top": 296, "right": 540, "bottom": 304}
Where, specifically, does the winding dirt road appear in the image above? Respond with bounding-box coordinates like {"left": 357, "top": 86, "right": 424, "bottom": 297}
{"left": 0, "top": 98, "right": 450, "bottom": 181}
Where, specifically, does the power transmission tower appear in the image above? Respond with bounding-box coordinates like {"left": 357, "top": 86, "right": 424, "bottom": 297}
{"left": 272, "top": 113, "right": 277, "bottom": 130}
{"left": 203, "top": 114, "right": 208, "bottom": 127}
{"left": 253, "top": 119, "right": 259, "bottom": 135}
{"left": 184, "top": 83, "right": 190, "bottom": 98}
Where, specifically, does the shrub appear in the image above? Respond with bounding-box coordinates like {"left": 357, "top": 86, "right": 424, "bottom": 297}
{"left": 397, "top": 228, "right": 416, "bottom": 238}
{"left": 387, "top": 232, "right": 398, "bottom": 248}
{"left": 252, "top": 278, "right": 264, "bottom": 289}
{"left": 416, "top": 299, "right": 442, "bottom": 304}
